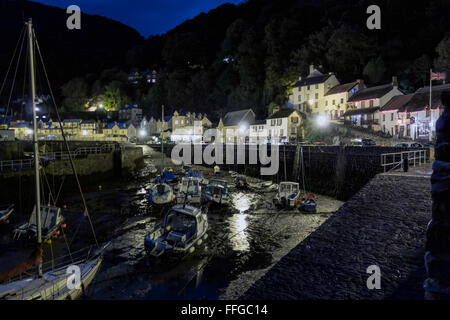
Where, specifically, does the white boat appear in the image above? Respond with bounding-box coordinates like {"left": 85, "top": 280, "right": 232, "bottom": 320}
{"left": 0, "top": 244, "right": 107, "bottom": 300}
{"left": 0, "top": 204, "right": 14, "bottom": 224}
{"left": 148, "top": 183, "right": 175, "bottom": 205}
{"left": 0, "top": 19, "right": 105, "bottom": 300}
{"left": 144, "top": 204, "right": 208, "bottom": 260}
{"left": 273, "top": 182, "right": 301, "bottom": 209}
{"left": 176, "top": 177, "right": 202, "bottom": 205}
{"left": 204, "top": 179, "right": 230, "bottom": 205}
{"left": 13, "top": 205, "right": 64, "bottom": 241}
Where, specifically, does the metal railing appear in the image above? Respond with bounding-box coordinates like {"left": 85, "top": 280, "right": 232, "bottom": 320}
{"left": 380, "top": 149, "right": 428, "bottom": 172}
{"left": 0, "top": 144, "right": 120, "bottom": 172}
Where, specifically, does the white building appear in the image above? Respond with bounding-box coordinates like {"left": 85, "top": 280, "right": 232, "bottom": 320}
{"left": 249, "top": 120, "right": 267, "bottom": 144}
{"left": 323, "top": 81, "right": 362, "bottom": 121}
{"left": 343, "top": 77, "right": 403, "bottom": 131}
{"left": 290, "top": 65, "right": 340, "bottom": 114}
{"left": 266, "top": 108, "right": 303, "bottom": 144}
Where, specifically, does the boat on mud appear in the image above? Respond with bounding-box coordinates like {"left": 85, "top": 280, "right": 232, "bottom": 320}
{"left": 184, "top": 169, "right": 207, "bottom": 185}
{"left": 0, "top": 19, "right": 106, "bottom": 300}
{"left": 273, "top": 182, "right": 301, "bottom": 209}
{"left": 175, "top": 177, "right": 202, "bottom": 205}
{"left": 234, "top": 175, "right": 250, "bottom": 190}
{"left": 299, "top": 193, "right": 317, "bottom": 213}
{"left": 13, "top": 206, "right": 64, "bottom": 241}
{"left": 148, "top": 183, "right": 175, "bottom": 205}
{"left": 144, "top": 204, "right": 208, "bottom": 261}
{"left": 155, "top": 168, "right": 179, "bottom": 184}
{"left": 0, "top": 204, "right": 14, "bottom": 224}
{"left": 204, "top": 179, "right": 230, "bottom": 205}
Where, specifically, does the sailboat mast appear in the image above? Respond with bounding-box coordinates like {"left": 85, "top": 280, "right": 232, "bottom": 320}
{"left": 161, "top": 105, "right": 164, "bottom": 175}
{"left": 27, "top": 18, "right": 42, "bottom": 277}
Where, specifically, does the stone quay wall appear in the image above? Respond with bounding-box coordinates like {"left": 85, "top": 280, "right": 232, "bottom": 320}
{"left": 241, "top": 173, "right": 431, "bottom": 300}
{"left": 150, "top": 143, "right": 430, "bottom": 201}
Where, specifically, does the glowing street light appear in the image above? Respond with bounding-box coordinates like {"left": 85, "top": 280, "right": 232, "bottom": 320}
{"left": 82, "top": 130, "right": 88, "bottom": 136}
{"left": 26, "top": 128, "right": 33, "bottom": 135}
{"left": 99, "top": 103, "right": 104, "bottom": 109}
{"left": 139, "top": 129, "right": 147, "bottom": 137}
{"left": 315, "top": 114, "right": 330, "bottom": 128}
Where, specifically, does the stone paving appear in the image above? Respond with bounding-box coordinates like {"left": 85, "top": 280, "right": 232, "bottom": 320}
{"left": 241, "top": 173, "right": 431, "bottom": 300}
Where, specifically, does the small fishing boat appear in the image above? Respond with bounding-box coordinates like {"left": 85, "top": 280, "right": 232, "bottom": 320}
{"left": 154, "top": 168, "right": 178, "bottom": 184}
{"left": 184, "top": 169, "right": 207, "bottom": 184}
{"left": 176, "top": 177, "right": 202, "bottom": 205}
{"left": 148, "top": 183, "right": 175, "bottom": 205}
{"left": 299, "top": 193, "right": 317, "bottom": 213}
{"left": 13, "top": 205, "right": 64, "bottom": 241}
{"left": 0, "top": 204, "right": 14, "bottom": 224}
{"left": 204, "top": 179, "right": 229, "bottom": 205}
{"left": 234, "top": 175, "right": 250, "bottom": 190}
{"left": 144, "top": 204, "right": 208, "bottom": 261}
{"left": 273, "top": 182, "right": 301, "bottom": 209}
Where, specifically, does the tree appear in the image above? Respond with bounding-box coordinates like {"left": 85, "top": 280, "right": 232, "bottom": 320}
{"left": 99, "top": 81, "right": 130, "bottom": 111}
{"left": 434, "top": 37, "right": 450, "bottom": 74}
{"left": 363, "top": 57, "right": 387, "bottom": 84}
{"left": 411, "top": 55, "right": 431, "bottom": 87}
{"left": 61, "top": 78, "right": 88, "bottom": 111}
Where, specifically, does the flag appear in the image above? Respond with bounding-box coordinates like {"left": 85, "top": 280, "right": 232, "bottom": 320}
{"left": 431, "top": 71, "right": 446, "bottom": 81}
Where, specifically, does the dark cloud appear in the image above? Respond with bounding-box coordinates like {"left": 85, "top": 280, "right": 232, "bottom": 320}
{"left": 35, "top": 0, "right": 243, "bottom": 37}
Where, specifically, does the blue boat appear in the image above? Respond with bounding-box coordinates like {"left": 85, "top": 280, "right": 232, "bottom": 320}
{"left": 144, "top": 205, "right": 208, "bottom": 261}
{"left": 154, "top": 169, "right": 178, "bottom": 184}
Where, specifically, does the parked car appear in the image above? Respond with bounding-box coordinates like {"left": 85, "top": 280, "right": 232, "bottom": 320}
{"left": 395, "top": 142, "right": 423, "bottom": 148}
{"left": 350, "top": 138, "right": 376, "bottom": 146}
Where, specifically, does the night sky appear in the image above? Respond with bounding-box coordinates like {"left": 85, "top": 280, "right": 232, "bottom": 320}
{"left": 34, "top": 0, "right": 243, "bottom": 37}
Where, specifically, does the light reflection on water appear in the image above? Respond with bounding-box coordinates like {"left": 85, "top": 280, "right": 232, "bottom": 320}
{"left": 229, "top": 193, "right": 250, "bottom": 251}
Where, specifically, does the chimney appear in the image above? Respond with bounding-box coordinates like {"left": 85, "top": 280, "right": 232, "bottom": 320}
{"left": 309, "top": 65, "right": 315, "bottom": 74}
{"left": 272, "top": 106, "right": 279, "bottom": 115}
{"left": 357, "top": 79, "right": 364, "bottom": 90}
{"left": 392, "top": 76, "right": 398, "bottom": 87}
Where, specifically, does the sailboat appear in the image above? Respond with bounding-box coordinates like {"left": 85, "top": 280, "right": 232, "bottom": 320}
{"left": 0, "top": 204, "right": 14, "bottom": 224}
{"left": 148, "top": 105, "right": 176, "bottom": 205}
{"left": 0, "top": 19, "right": 106, "bottom": 300}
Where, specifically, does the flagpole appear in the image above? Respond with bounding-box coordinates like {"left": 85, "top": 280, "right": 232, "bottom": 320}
{"left": 429, "top": 69, "right": 432, "bottom": 142}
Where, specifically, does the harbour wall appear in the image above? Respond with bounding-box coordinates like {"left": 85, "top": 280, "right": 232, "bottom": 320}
{"left": 150, "top": 144, "right": 430, "bottom": 201}
{"left": 0, "top": 147, "right": 144, "bottom": 208}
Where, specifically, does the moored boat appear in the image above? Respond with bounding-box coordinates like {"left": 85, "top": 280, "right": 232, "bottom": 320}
{"left": 148, "top": 183, "right": 175, "bottom": 205}
{"left": 273, "top": 182, "right": 301, "bottom": 209}
{"left": 204, "top": 179, "right": 230, "bottom": 205}
{"left": 0, "top": 204, "right": 14, "bottom": 224}
{"left": 144, "top": 204, "right": 208, "bottom": 261}
{"left": 176, "top": 177, "right": 202, "bottom": 205}
{"left": 234, "top": 175, "right": 250, "bottom": 190}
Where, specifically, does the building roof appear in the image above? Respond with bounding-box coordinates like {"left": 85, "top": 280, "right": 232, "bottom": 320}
{"left": 343, "top": 107, "right": 379, "bottom": 117}
{"left": 10, "top": 122, "right": 30, "bottom": 128}
{"left": 251, "top": 119, "right": 266, "bottom": 125}
{"left": 325, "top": 82, "right": 358, "bottom": 96}
{"left": 293, "top": 74, "right": 331, "bottom": 88}
{"left": 223, "top": 109, "right": 254, "bottom": 126}
{"left": 347, "top": 84, "right": 394, "bottom": 102}
{"left": 401, "top": 86, "right": 450, "bottom": 112}
{"left": 63, "top": 119, "right": 82, "bottom": 123}
{"left": 107, "top": 122, "right": 132, "bottom": 129}
{"left": 380, "top": 94, "right": 414, "bottom": 112}
{"left": 267, "top": 108, "right": 297, "bottom": 120}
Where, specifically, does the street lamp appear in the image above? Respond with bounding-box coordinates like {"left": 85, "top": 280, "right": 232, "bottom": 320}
{"left": 315, "top": 114, "right": 330, "bottom": 128}
{"left": 139, "top": 129, "right": 147, "bottom": 137}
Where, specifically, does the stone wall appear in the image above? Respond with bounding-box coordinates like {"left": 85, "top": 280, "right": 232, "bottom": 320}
{"left": 241, "top": 174, "right": 431, "bottom": 300}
